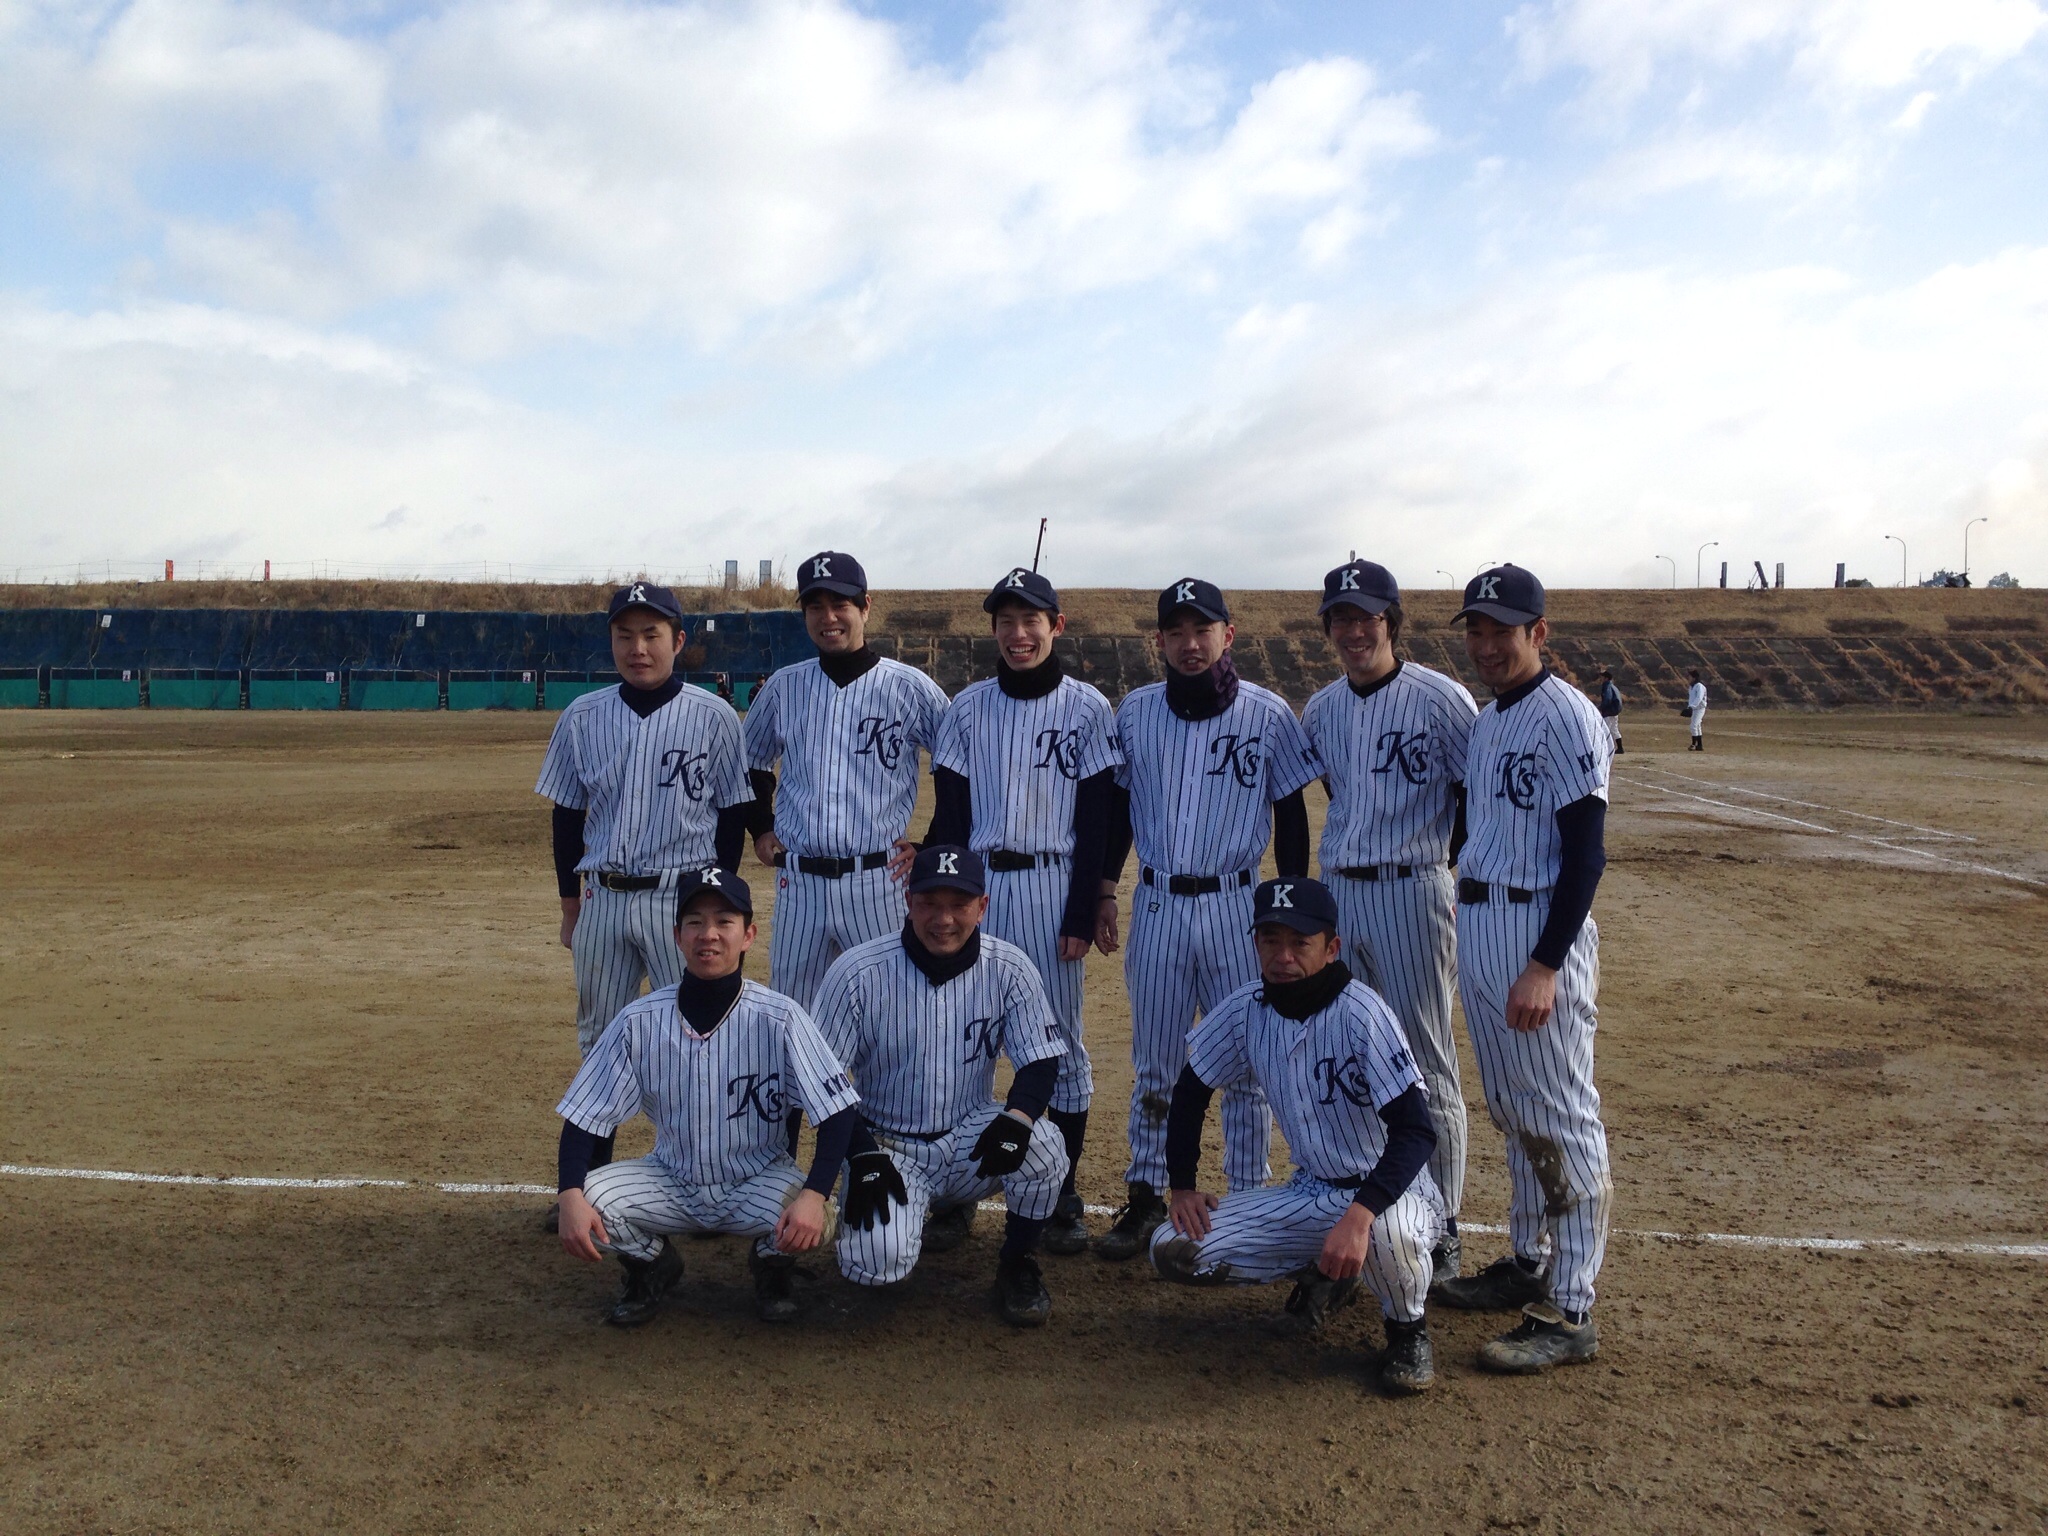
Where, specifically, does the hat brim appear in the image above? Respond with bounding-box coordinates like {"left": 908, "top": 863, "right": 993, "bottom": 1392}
{"left": 906, "top": 874, "right": 986, "bottom": 897}
{"left": 1158, "top": 602, "right": 1231, "bottom": 627}
{"left": 1250, "top": 912, "right": 1337, "bottom": 937}
{"left": 610, "top": 602, "right": 683, "bottom": 624}
{"left": 1453, "top": 601, "right": 1542, "bottom": 626}
{"left": 983, "top": 591, "right": 1059, "bottom": 614}
{"left": 1317, "top": 593, "right": 1393, "bottom": 617}
{"left": 798, "top": 579, "right": 868, "bottom": 601}
{"left": 677, "top": 886, "right": 752, "bottom": 919}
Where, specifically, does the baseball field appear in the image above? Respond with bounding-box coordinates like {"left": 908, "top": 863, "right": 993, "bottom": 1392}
{"left": 2, "top": 705, "right": 2044, "bottom": 1533}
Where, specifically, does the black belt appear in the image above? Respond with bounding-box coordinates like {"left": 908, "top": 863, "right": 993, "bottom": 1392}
{"left": 870, "top": 1123, "right": 948, "bottom": 1144}
{"left": 1321, "top": 1172, "right": 1368, "bottom": 1191}
{"left": 1458, "top": 878, "right": 1534, "bottom": 905}
{"left": 988, "top": 850, "right": 1061, "bottom": 872}
{"left": 1141, "top": 868, "right": 1254, "bottom": 897}
{"left": 595, "top": 872, "right": 662, "bottom": 892}
{"left": 776, "top": 851, "right": 889, "bottom": 878}
{"left": 1337, "top": 863, "right": 1420, "bottom": 882}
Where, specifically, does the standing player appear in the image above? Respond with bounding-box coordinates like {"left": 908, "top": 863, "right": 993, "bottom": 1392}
{"left": 554, "top": 868, "right": 860, "bottom": 1326}
{"left": 1433, "top": 565, "right": 1613, "bottom": 1374}
{"left": 535, "top": 584, "right": 754, "bottom": 1220}
{"left": 923, "top": 568, "right": 1121, "bottom": 1255}
{"left": 1300, "top": 559, "right": 1477, "bottom": 1286}
{"left": 1152, "top": 878, "right": 1443, "bottom": 1396}
{"left": 1684, "top": 669, "right": 1708, "bottom": 751}
{"left": 1094, "top": 578, "right": 1320, "bottom": 1261}
{"left": 1596, "top": 670, "right": 1623, "bottom": 756}
{"left": 744, "top": 552, "right": 951, "bottom": 1009}
{"left": 813, "top": 846, "right": 1071, "bottom": 1326}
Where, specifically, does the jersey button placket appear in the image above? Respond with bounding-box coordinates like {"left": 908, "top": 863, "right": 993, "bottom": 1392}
{"left": 1174, "top": 720, "right": 1205, "bottom": 871}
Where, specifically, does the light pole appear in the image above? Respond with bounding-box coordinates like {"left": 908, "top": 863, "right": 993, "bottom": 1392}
{"left": 1695, "top": 540, "right": 1718, "bottom": 588}
{"left": 1964, "top": 516, "right": 1988, "bottom": 581}
{"left": 1884, "top": 534, "right": 1905, "bottom": 587}
{"left": 1435, "top": 569, "right": 1457, "bottom": 588}
{"left": 1655, "top": 554, "right": 1675, "bottom": 588}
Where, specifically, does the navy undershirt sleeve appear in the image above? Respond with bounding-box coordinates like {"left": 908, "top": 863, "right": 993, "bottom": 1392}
{"left": 1102, "top": 783, "right": 1134, "bottom": 882}
{"left": 744, "top": 769, "right": 777, "bottom": 840}
{"left": 804, "top": 1106, "right": 859, "bottom": 1195}
{"left": 1531, "top": 793, "right": 1607, "bottom": 970}
{"left": 1272, "top": 789, "right": 1310, "bottom": 877}
{"left": 557, "top": 1120, "right": 601, "bottom": 1193}
{"left": 1353, "top": 1084, "right": 1437, "bottom": 1216}
{"left": 1164, "top": 1064, "right": 1217, "bottom": 1191}
{"left": 551, "top": 804, "right": 586, "bottom": 899}
{"left": 925, "top": 765, "right": 972, "bottom": 848}
{"left": 714, "top": 804, "right": 749, "bottom": 872}
{"left": 1447, "top": 783, "right": 1468, "bottom": 868}
{"left": 1004, "top": 1056, "right": 1060, "bottom": 1121}
{"left": 1063, "top": 770, "right": 1112, "bottom": 940}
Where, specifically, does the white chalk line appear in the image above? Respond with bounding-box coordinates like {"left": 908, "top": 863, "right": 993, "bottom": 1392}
{"left": 5, "top": 1162, "right": 2042, "bottom": 1261}
{"left": 1627, "top": 762, "right": 1976, "bottom": 841}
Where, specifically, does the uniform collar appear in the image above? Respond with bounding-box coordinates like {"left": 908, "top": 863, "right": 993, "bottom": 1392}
{"left": 674, "top": 968, "right": 746, "bottom": 1037}
{"left": 618, "top": 676, "right": 684, "bottom": 718}
{"left": 1493, "top": 666, "right": 1550, "bottom": 714}
{"left": 901, "top": 921, "right": 981, "bottom": 987}
{"left": 818, "top": 646, "right": 881, "bottom": 688}
{"left": 1345, "top": 659, "right": 1403, "bottom": 701}
{"left": 1257, "top": 960, "right": 1352, "bottom": 1021}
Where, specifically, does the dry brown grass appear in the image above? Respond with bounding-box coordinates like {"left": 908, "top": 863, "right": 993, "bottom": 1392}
{"left": 0, "top": 578, "right": 797, "bottom": 614}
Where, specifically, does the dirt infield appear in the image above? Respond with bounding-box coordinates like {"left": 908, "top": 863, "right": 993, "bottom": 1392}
{"left": 2, "top": 710, "right": 2044, "bottom": 1533}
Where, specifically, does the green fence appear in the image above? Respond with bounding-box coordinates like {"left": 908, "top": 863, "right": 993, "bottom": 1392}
{"left": 0, "top": 668, "right": 38, "bottom": 708}
{"left": 49, "top": 669, "right": 141, "bottom": 709}
{"left": 250, "top": 670, "right": 342, "bottom": 710}
{"left": 543, "top": 672, "right": 615, "bottom": 710}
{"left": 147, "top": 669, "right": 242, "bottom": 710}
{"left": 448, "top": 669, "right": 538, "bottom": 711}
{"left": 351, "top": 670, "right": 441, "bottom": 711}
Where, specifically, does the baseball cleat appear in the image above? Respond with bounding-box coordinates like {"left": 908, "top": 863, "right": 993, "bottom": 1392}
{"left": 1039, "top": 1192, "right": 1091, "bottom": 1256}
{"left": 1477, "top": 1302, "right": 1599, "bottom": 1373}
{"left": 1376, "top": 1319, "right": 1436, "bottom": 1395}
{"left": 541, "top": 1202, "right": 561, "bottom": 1235}
{"left": 1430, "top": 1231, "right": 1463, "bottom": 1289}
{"left": 1431, "top": 1253, "right": 1548, "bottom": 1311}
{"left": 605, "top": 1239, "right": 684, "bottom": 1328}
{"left": 994, "top": 1253, "right": 1052, "bottom": 1327}
{"left": 922, "top": 1202, "right": 977, "bottom": 1254}
{"left": 750, "top": 1249, "right": 800, "bottom": 1324}
{"left": 1276, "top": 1268, "right": 1361, "bottom": 1337}
{"left": 1092, "top": 1183, "right": 1166, "bottom": 1262}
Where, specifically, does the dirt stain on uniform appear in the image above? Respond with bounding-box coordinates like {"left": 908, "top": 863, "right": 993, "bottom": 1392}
{"left": 1153, "top": 1237, "right": 1230, "bottom": 1285}
{"left": 1520, "top": 1131, "right": 1576, "bottom": 1218}
{"left": 1139, "top": 1091, "right": 1171, "bottom": 1122}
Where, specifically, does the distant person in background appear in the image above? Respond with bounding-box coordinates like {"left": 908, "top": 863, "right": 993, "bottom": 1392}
{"left": 1684, "top": 670, "right": 1707, "bottom": 752}
{"left": 1596, "top": 670, "right": 1622, "bottom": 756}
{"left": 716, "top": 673, "right": 735, "bottom": 704}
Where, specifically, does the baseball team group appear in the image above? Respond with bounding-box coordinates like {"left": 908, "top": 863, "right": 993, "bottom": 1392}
{"left": 536, "top": 551, "right": 1617, "bottom": 1396}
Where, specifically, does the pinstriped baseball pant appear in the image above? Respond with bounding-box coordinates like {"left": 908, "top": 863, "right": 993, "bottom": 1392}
{"left": 768, "top": 864, "right": 907, "bottom": 1012}
{"left": 1326, "top": 865, "right": 1468, "bottom": 1220}
{"left": 984, "top": 860, "right": 1092, "bottom": 1113}
{"left": 571, "top": 882, "right": 684, "bottom": 1056}
{"left": 1123, "top": 885, "right": 1271, "bottom": 1195}
{"left": 1147, "top": 1169, "right": 1444, "bottom": 1322}
{"left": 1456, "top": 897, "right": 1611, "bottom": 1315}
{"left": 582, "top": 1154, "right": 820, "bottom": 1261}
{"left": 836, "top": 1104, "right": 1069, "bottom": 1286}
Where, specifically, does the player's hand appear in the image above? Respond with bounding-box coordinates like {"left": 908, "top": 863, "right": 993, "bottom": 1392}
{"left": 1058, "top": 935, "right": 1090, "bottom": 963}
{"left": 753, "top": 830, "right": 786, "bottom": 868}
{"left": 970, "top": 1109, "right": 1034, "bottom": 1179}
{"left": 841, "top": 1150, "right": 908, "bottom": 1231}
{"left": 1094, "top": 895, "right": 1121, "bottom": 955}
{"left": 557, "top": 1187, "right": 608, "bottom": 1263}
{"left": 1317, "top": 1202, "right": 1374, "bottom": 1280}
{"left": 774, "top": 1188, "right": 829, "bottom": 1253}
{"left": 1168, "top": 1188, "right": 1219, "bottom": 1240}
{"left": 558, "top": 894, "right": 582, "bottom": 950}
{"left": 886, "top": 838, "right": 917, "bottom": 883}
{"left": 1506, "top": 960, "right": 1558, "bottom": 1032}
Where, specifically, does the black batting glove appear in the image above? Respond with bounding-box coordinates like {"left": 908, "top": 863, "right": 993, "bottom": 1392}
{"left": 971, "top": 1112, "right": 1033, "bottom": 1180}
{"left": 841, "top": 1150, "right": 907, "bottom": 1231}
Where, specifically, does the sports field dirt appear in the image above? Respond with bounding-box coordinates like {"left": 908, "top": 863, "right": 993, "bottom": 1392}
{"left": 2, "top": 709, "right": 2044, "bottom": 1534}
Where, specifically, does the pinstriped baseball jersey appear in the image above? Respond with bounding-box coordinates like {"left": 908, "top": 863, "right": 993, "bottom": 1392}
{"left": 556, "top": 980, "right": 858, "bottom": 1187}
{"left": 743, "top": 658, "right": 950, "bottom": 856}
{"left": 810, "top": 932, "right": 1066, "bottom": 1136}
{"left": 1187, "top": 977, "right": 1425, "bottom": 1185}
{"left": 1303, "top": 663, "right": 1478, "bottom": 868}
{"left": 535, "top": 686, "right": 752, "bottom": 873}
{"left": 1113, "top": 681, "right": 1320, "bottom": 874}
{"left": 1461, "top": 673, "right": 1611, "bottom": 890}
{"left": 931, "top": 676, "right": 1121, "bottom": 854}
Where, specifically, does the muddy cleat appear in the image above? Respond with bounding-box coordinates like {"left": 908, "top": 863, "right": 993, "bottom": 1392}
{"left": 994, "top": 1253, "right": 1052, "bottom": 1327}
{"left": 605, "top": 1239, "right": 683, "bottom": 1328}
{"left": 1477, "top": 1302, "right": 1599, "bottom": 1374}
{"left": 1040, "top": 1192, "right": 1090, "bottom": 1256}
{"left": 922, "top": 1202, "right": 977, "bottom": 1254}
{"left": 1430, "top": 1230, "right": 1462, "bottom": 1289}
{"left": 1377, "top": 1318, "right": 1436, "bottom": 1395}
{"left": 750, "top": 1248, "right": 800, "bottom": 1324}
{"left": 1276, "top": 1268, "right": 1361, "bottom": 1336}
{"left": 1092, "top": 1183, "right": 1167, "bottom": 1262}
{"left": 1431, "top": 1253, "right": 1548, "bottom": 1311}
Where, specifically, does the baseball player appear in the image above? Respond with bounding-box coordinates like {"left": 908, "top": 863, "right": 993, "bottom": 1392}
{"left": 1433, "top": 565, "right": 1613, "bottom": 1374}
{"left": 743, "top": 551, "right": 951, "bottom": 1011}
{"left": 1684, "top": 669, "right": 1707, "bottom": 751}
{"left": 1300, "top": 559, "right": 1477, "bottom": 1287}
{"left": 1152, "top": 877, "right": 1442, "bottom": 1395}
{"left": 812, "top": 846, "right": 1072, "bottom": 1327}
{"left": 1095, "top": 578, "right": 1320, "bottom": 1261}
{"left": 553, "top": 867, "right": 860, "bottom": 1326}
{"left": 923, "top": 567, "right": 1121, "bottom": 1255}
{"left": 1596, "top": 670, "right": 1623, "bottom": 755}
{"left": 535, "top": 583, "right": 754, "bottom": 1222}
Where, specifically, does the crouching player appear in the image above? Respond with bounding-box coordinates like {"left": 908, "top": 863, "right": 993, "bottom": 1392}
{"left": 1151, "top": 877, "right": 1445, "bottom": 1395}
{"left": 554, "top": 867, "right": 860, "bottom": 1327}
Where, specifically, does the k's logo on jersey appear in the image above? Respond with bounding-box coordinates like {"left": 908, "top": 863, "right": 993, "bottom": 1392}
{"left": 659, "top": 747, "right": 710, "bottom": 799}
{"left": 961, "top": 1016, "right": 1003, "bottom": 1064}
{"left": 1494, "top": 750, "right": 1539, "bottom": 810}
{"left": 1313, "top": 1054, "right": 1375, "bottom": 1108}
{"left": 1206, "top": 732, "right": 1263, "bottom": 788}
{"left": 726, "top": 1071, "right": 786, "bottom": 1122}
{"left": 855, "top": 715, "right": 907, "bottom": 769}
{"left": 1033, "top": 727, "right": 1081, "bottom": 780}
{"left": 1370, "top": 729, "right": 1431, "bottom": 785}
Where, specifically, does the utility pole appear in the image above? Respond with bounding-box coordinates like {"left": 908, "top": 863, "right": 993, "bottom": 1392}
{"left": 1884, "top": 535, "right": 1906, "bottom": 587}
{"left": 1655, "top": 554, "right": 1675, "bottom": 588}
{"left": 1964, "top": 516, "right": 1988, "bottom": 581}
{"left": 1695, "top": 541, "right": 1718, "bottom": 588}
{"left": 1032, "top": 518, "right": 1048, "bottom": 572}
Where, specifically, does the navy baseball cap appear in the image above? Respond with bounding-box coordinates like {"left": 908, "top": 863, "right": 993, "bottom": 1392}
{"left": 674, "top": 865, "right": 754, "bottom": 923}
{"left": 1249, "top": 876, "right": 1339, "bottom": 936}
{"left": 1157, "top": 577, "right": 1230, "bottom": 627}
{"left": 984, "top": 567, "right": 1060, "bottom": 614}
{"left": 796, "top": 551, "right": 868, "bottom": 601}
{"left": 906, "top": 844, "right": 986, "bottom": 897}
{"left": 1455, "top": 565, "right": 1545, "bottom": 626}
{"left": 1319, "top": 559, "right": 1399, "bottom": 616}
{"left": 608, "top": 581, "right": 684, "bottom": 625}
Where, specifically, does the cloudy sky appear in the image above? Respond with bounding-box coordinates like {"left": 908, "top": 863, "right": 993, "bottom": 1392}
{"left": 3, "top": 0, "right": 2045, "bottom": 589}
